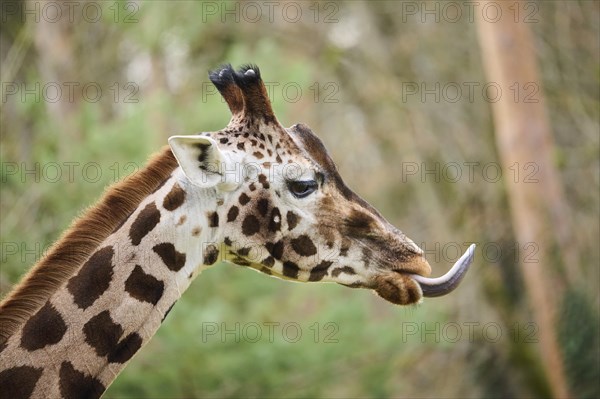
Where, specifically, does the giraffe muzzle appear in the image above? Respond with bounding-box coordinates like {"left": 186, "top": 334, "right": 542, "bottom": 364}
{"left": 409, "top": 244, "right": 476, "bottom": 297}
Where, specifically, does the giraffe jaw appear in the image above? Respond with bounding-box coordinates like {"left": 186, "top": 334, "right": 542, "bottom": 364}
{"left": 409, "top": 244, "right": 476, "bottom": 298}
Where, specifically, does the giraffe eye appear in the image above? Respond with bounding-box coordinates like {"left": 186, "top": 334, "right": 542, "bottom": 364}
{"left": 287, "top": 180, "right": 318, "bottom": 198}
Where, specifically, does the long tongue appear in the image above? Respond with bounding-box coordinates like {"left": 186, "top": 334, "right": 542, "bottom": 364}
{"left": 410, "top": 244, "right": 476, "bottom": 297}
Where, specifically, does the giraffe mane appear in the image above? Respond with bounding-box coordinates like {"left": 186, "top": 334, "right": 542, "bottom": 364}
{"left": 0, "top": 146, "right": 179, "bottom": 345}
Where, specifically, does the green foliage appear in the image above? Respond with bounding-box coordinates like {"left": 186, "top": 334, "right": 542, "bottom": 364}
{"left": 560, "top": 290, "right": 600, "bottom": 399}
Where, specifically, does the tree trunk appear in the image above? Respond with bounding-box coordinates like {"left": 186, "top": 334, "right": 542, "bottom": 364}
{"left": 476, "top": 2, "right": 571, "bottom": 398}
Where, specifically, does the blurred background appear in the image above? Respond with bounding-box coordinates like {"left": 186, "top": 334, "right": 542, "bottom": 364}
{"left": 1, "top": 1, "right": 598, "bottom": 398}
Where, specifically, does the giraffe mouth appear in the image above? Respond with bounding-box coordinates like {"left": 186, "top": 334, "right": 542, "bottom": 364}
{"left": 407, "top": 244, "right": 476, "bottom": 297}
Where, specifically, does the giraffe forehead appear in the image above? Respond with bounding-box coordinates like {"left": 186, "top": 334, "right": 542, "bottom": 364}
{"left": 213, "top": 118, "right": 310, "bottom": 157}
{"left": 211, "top": 119, "right": 373, "bottom": 219}
{"left": 287, "top": 124, "right": 386, "bottom": 217}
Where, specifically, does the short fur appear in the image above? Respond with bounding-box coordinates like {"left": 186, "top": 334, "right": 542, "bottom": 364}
{"left": 0, "top": 147, "right": 178, "bottom": 345}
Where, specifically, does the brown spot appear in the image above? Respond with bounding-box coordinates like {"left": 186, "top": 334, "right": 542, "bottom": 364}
{"left": 227, "top": 206, "right": 239, "bottom": 222}
{"left": 249, "top": 183, "right": 257, "bottom": 191}
{"left": 237, "top": 247, "right": 251, "bottom": 256}
{"left": 266, "top": 240, "right": 284, "bottom": 260}
{"left": 83, "top": 311, "right": 121, "bottom": 358}
{"left": 282, "top": 261, "right": 299, "bottom": 279}
{"left": 125, "top": 265, "right": 165, "bottom": 305}
{"left": 224, "top": 237, "right": 233, "bottom": 246}
{"left": 258, "top": 174, "right": 269, "bottom": 189}
{"left": 239, "top": 192, "right": 251, "bottom": 205}
{"left": 286, "top": 211, "right": 300, "bottom": 230}
{"left": 83, "top": 310, "right": 143, "bottom": 364}
{"left": 331, "top": 266, "right": 356, "bottom": 277}
{"left": 163, "top": 183, "right": 186, "bottom": 211}
{"left": 269, "top": 207, "right": 281, "bottom": 232}
{"left": 108, "top": 332, "right": 143, "bottom": 363}
{"left": 59, "top": 361, "right": 105, "bottom": 399}
{"left": 67, "top": 246, "right": 114, "bottom": 309}
{"left": 208, "top": 212, "right": 219, "bottom": 228}
{"left": 0, "top": 365, "right": 43, "bottom": 399}
{"left": 253, "top": 151, "right": 264, "bottom": 159}
{"left": 192, "top": 227, "right": 201, "bottom": 236}
{"left": 242, "top": 215, "right": 260, "bottom": 236}
{"left": 237, "top": 142, "right": 245, "bottom": 150}
{"left": 176, "top": 215, "right": 187, "bottom": 226}
{"left": 129, "top": 203, "right": 161, "bottom": 246}
{"left": 20, "top": 301, "right": 67, "bottom": 351}
{"left": 262, "top": 256, "right": 275, "bottom": 267}
{"left": 153, "top": 243, "right": 186, "bottom": 271}
{"left": 309, "top": 261, "right": 332, "bottom": 281}
{"left": 203, "top": 245, "right": 219, "bottom": 265}
{"left": 257, "top": 198, "right": 269, "bottom": 217}
{"left": 291, "top": 235, "right": 317, "bottom": 256}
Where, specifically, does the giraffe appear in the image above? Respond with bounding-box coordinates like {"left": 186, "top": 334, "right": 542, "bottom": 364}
{"left": 0, "top": 64, "right": 475, "bottom": 398}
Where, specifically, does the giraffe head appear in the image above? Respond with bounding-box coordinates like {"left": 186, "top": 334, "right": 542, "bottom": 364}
{"left": 169, "top": 64, "right": 473, "bottom": 305}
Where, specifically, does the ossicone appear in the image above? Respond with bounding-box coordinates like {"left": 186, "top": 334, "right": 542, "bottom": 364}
{"left": 208, "top": 64, "right": 276, "bottom": 125}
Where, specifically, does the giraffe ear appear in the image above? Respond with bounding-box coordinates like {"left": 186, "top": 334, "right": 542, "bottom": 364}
{"left": 168, "top": 135, "right": 236, "bottom": 190}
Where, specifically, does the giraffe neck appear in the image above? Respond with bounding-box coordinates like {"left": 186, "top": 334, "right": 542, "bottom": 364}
{"left": 0, "top": 166, "right": 220, "bottom": 398}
